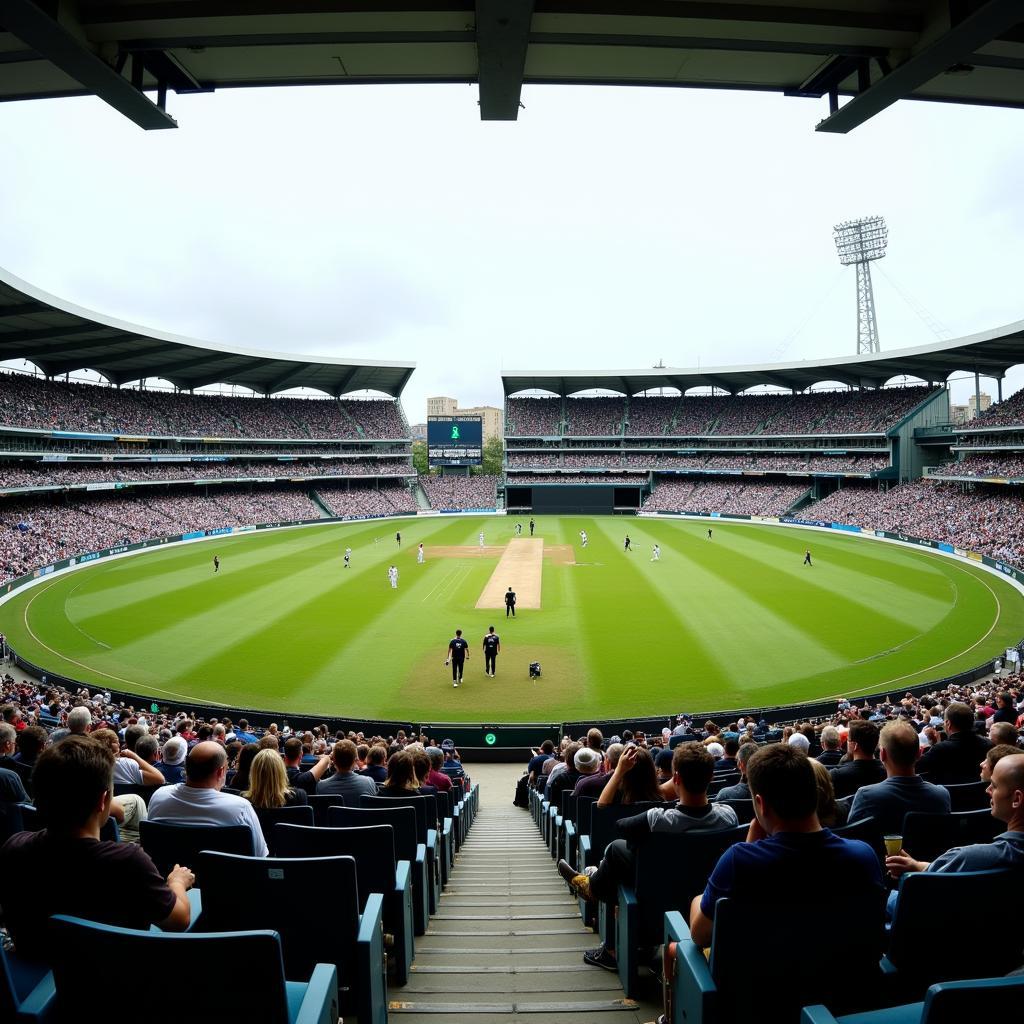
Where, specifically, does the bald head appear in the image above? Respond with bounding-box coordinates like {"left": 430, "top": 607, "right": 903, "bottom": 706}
{"left": 990, "top": 753, "right": 1024, "bottom": 829}
{"left": 185, "top": 741, "right": 228, "bottom": 788}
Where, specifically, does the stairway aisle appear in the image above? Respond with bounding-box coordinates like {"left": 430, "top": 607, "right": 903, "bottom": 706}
{"left": 388, "top": 790, "right": 660, "bottom": 1023}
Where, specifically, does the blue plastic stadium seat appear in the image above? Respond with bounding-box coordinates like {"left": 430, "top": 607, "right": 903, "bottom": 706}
{"left": 48, "top": 915, "right": 338, "bottom": 1024}
{"left": 0, "top": 943, "right": 55, "bottom": 1023}
{"left": 615, "top": 825, "right": 747, "bottom": 997}
{"left": 273, "top": 822, "right": 415, "bottom": 987}
{"left": 801, "top": 974, "right": 1024, "bottom": 1024}
{"left": 883, "top": 869, "right": 1024, "bottom": 996}
{"left": 139, "top": 821, "right": 254, "bottom": 882}
{"left": 667, "top": 894, "right": 884, "bottom": 1024}
{"left": 194, "top": 851, "right": 386, "bottom": 1024}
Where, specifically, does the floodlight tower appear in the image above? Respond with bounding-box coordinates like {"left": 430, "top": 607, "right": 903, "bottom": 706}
{"left": 833, "top": 216, "right": 888, "bottom": 355}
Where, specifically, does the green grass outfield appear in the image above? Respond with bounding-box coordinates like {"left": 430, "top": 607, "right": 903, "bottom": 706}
{"left": 1, "top": 515, "right": 1022, "bottom": 723}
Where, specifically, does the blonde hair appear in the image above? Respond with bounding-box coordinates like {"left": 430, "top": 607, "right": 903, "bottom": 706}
{"left": 243, "top": 748, "right": 294, "bottom": 809}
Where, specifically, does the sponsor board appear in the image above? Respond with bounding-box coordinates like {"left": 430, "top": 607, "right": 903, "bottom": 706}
{"left": 182, "top": 531, "right": 206, "bottom": 541}
{"left": 207, "top": 526, "right": 234, "bottom": 537}
{"left": 831, "top": 523, "right": 862, "bottom": 533}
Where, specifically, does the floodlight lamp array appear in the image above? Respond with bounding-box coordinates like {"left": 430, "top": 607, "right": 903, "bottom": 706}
{"left": 833, "top": 216, "right": 888, "bottom": 264}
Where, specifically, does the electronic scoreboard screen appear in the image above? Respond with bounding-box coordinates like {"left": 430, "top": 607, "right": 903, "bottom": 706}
{"left": 427, "top": 416, "right": 483, "bottom": 466}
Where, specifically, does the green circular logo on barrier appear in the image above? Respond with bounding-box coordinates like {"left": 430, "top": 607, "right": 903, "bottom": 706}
{"left": 484, "top": 732, "right": 497, "bottom": 746}
{"left": 150, "top": 703, "right": 160, "bottom": 714}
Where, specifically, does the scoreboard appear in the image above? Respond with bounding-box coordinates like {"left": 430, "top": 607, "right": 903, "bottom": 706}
{"left": 428, "top": 416, "right": 483, "bottom": 466}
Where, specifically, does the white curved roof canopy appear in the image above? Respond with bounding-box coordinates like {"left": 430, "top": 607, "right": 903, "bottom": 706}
{"left": 0, "top": 266, "right": 415, "bottom": 397}
{"left": 502, "top": 321, "right": 1024, "bottom": 396}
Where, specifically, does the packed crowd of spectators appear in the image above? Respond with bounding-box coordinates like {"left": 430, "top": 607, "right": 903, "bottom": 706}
{"left": 972, "top": 388, "right": 1024, "bottom": 428}
{"left": 508, "top": 452, "right": 888, "bottom": 473}
{"left": 624, "top": 396, "right": 680, "bottom": 435}
{"left": 513, "top": 474, "right": 646, "bottom": 486}
{"left": 510, "top": 387, "right": 936, "bottom": 439}
{"left": 806, "top": 480, "right": 1024, "bottom": 566}
{"left": 564, "top": 398, "right": 625, "bottom": 436}
{"left": 0, "top": 373, "right": 407, "bottom": 440}
{"left": 0, "top": 457, "right": 413, "bottom": 490}
{"left": 641, "top": 479, "right": 811, "bottom": 516}
{"left": 930, "top": 454, "right": 1024, "bottom": 479}
{"left": 505, "top": 398, "right": 563, "bottom": 435}
{"left": 314, "top": 481, "right": 417, "bottom": 518}
{"left": 420, "top": 475, "right": 498, "bottom": 510}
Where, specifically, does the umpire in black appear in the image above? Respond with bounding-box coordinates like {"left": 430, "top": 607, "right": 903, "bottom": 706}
{"left": 505, "top": 587, "right": 516, "bottom": 617}
{"left": 483, "top": 626, "right": 500, "bottom": 677}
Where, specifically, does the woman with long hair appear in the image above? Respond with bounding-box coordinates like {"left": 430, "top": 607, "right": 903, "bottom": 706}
{"left": 228, "top": 742, "right": 259, "bottom": 791}
{"left": 379, "top": 749, "right": 421, "bottom": 794}
{"left": 243, "top": 748, "right": 307, "bottom": 809}
{"left": 597, "top": 745, "right": 664, "bottom": 806}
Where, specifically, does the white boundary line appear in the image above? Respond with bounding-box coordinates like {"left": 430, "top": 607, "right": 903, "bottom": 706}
{"left": 0, "top": 511, "right": 503, "bottom": 706}
{"left": 2, "top": 509, "right": 1020, "bottom": 707}
{"left": 639, "top": 510, "right": 1024, "bottom": 695}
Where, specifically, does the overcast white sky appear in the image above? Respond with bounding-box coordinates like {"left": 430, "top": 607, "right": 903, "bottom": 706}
{"left": 1, "top": 82, "right": 1022, "bottom": 421}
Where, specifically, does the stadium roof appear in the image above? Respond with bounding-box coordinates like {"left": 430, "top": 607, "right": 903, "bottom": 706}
{"left": 502, "top": 319, "right": 1024, "bottom": 396}
{"left": 0, "top": 266, "right": 415, "bottom": 397}
{"left": 1, "top": 2, "right": 1023, "bottom": 132}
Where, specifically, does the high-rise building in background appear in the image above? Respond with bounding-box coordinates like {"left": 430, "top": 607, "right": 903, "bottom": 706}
{"left": 427, "top": 397, "right": 503, "bottom": 442}
{"left": 968, "top": 393, "right": 991, "bottom": 419}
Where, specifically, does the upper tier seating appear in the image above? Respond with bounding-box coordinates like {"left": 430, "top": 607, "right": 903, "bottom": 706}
{"left": 0, "top": 373, "right": 406, "bottom": 439}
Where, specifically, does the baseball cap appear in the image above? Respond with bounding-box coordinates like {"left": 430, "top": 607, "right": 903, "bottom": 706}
{"left": 574, "top": 747, "right": 601, "bottom": 773}
{"left": 788, "top": 733, "right": 810, "bottom": 753}
{"left": 655, "top": 748, "right": 674, "bottom": 773}
{"left": 441, "top": 738, "right": 455, "bottom": 752}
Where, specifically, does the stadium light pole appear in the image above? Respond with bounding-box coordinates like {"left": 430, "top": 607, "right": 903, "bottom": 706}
{"left": 833, "top": 216, "right": 888, "bottom": 355}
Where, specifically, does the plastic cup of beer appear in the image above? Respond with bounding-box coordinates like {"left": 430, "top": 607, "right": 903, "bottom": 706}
{"left": 884, "top": 834, "right": 902, "bottom": 856}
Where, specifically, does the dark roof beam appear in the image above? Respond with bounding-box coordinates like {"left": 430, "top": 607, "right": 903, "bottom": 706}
{"left": 264, "top": 362, "right": 319, "bottom": 395}
{"left": 2, "top": 0, "right": 177, "bottom": 130}
{"left": 816, "top": 0, "right": 1024, "bottom": 133}
{"left": 0, "top": 301, "right": 48, "bottom": 318}
{"left": 476, "top": 0, "right": 534, "bottom": 120}
{"left": 0, "top": 323, "right": 111, "bottom": 347}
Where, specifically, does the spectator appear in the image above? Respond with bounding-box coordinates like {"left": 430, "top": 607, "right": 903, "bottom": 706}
{"left": 560, "top": 742, "right": 738, "bottom": 971}
{"left": 788, "top": 732, "right": 810, "bottom": 755}
{"left": 715, "top": 737, "right": 740, "bottom": 772}
{"left": 317, "top": 740, "right": 379, "bottom": 801}
{"left": 887, "top": 752, "right": 1024, "bottom": 877}
{"left": 714, "top": 741, "right": 758, "bottom": 801}
{"left": 0, "top": 735, "right": 193, "bottom": 959}
{"left": 425, "top": 747, "right": 454, "bottom": 792}
{"left": 596, "top": 745, "right": 662, "bottom": 806}
{"left": 918, "top": 702, "right": 992, "bottom": 784}
{"left": 91, "top": 727, "right": 165, "bottom": 787}
{"left": 378, "top": 750, "right": 422, "bottom": 796}
{"left": 360, "top": 744, "right": 388, "bottom": 784}
{"left": 282, "top": 736, "right": 331, "bottom": 795}
{"left": 227, "top": 742, "right": 260, "bottom": 791}
{"left": 157, "top": 736, "right": 187, "bottom": 784}
{"left": 0, "top": 722, "right": 32, "bottom": 791}
{"left": 687, "top": 743, "right": 884, "bottom": 948}
{"left": 574, "top": 742, "right": 622, "bottom": 800}
{"left": 848, "top": 720, "right": 951, "bottom": 833}
{"left": 988, "top": 721, "right": 1019, "bottom": 747}
{"left": 811, "top": 758, "right": 848, "bottom": 828}
{"left": 980, "top": 743, "right": 1022, "bottom": 783}
{"left": 147, "top": 741, "right": 268, "bottom": 857}
{"left": 830, "top": 720, "right": 885, "bottom": 799}
{"left": 66, "top": 706, "right": 92, "bottom": 734}
{"left": 816, "top": 726, "right": 843, "bottom": 767}
{"left": 527, "top": 740, "right": 555, "bottom": 788}
{"left": 243, "top": 748, "right": 308, "bottom": 808}
{"left": 546, "top": 743, "right": 585, "bottom": 805}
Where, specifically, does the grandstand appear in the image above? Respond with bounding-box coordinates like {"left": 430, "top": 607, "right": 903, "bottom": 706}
{"left": 502, "top": 326, "right": 1024, "bottom": 520}
{"left": 0, "top": 268, "right": 418, "bottom": 531}
{"left": 5, "top": 12, "right": 1024, "bottom": 1022}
